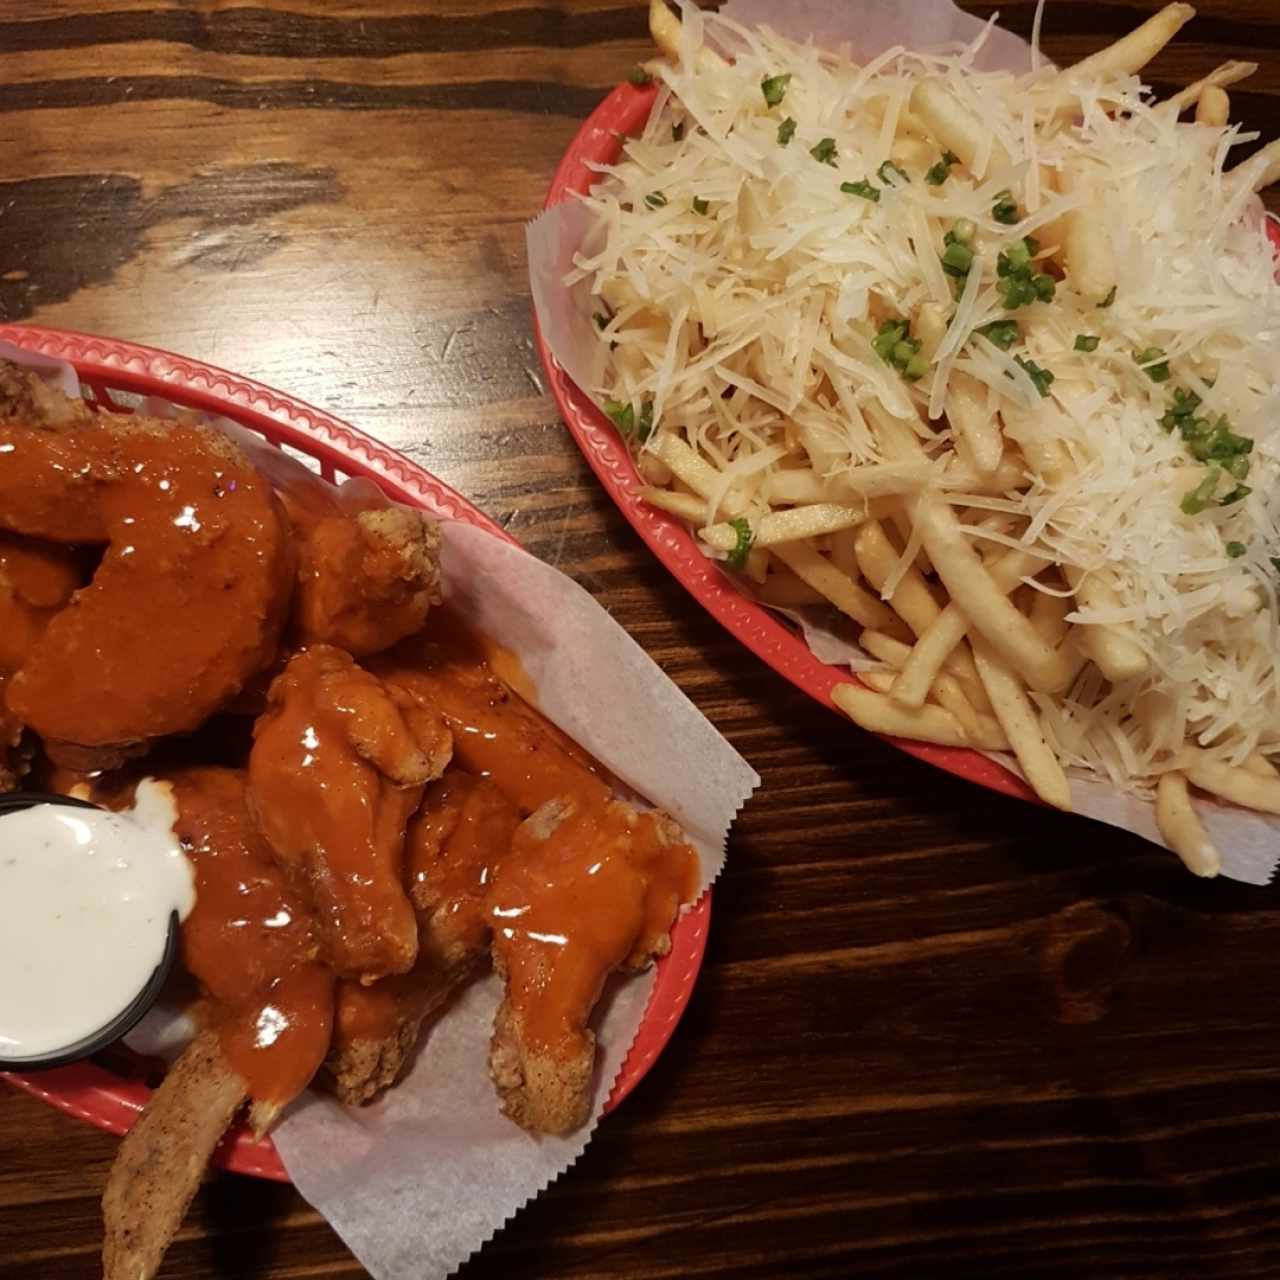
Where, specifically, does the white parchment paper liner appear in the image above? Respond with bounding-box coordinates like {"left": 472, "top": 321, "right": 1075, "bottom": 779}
{"left": 527, "top": 0, "right": 1280, "bottom": 886}
{"left": 0, "top": 343, "right": 759, "bottom": 1276}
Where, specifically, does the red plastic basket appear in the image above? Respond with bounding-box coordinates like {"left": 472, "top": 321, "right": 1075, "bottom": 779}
{"left": 0, "top": 323, "right": 710, "bottom": 1183}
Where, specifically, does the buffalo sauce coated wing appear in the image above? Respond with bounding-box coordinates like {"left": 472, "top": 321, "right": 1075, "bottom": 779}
{"left": 286, "top": 495, "right": 444, "bottom": 658}
{"left": 326, "top": 770, "right": 521, "bottom": 1104}
{"left": 0, "top": 531, "right": 81, "bottom": 789}
{"left": 373, "top": 624, "right": 700, "bottom": 1135}
{"left": 487, "top": 797, "right": 699, "bottom": 1136}
{"left": 249, "top": 645, "right": 453, "bottom": 983}
{"left": 166, "top": 765, "right": 333, "bottom": 1123}
{"left": 0, "top": 404, "right": 294, "bottom": 762}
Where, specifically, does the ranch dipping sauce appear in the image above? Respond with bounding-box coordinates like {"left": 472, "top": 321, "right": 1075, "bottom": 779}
{"left": 0, "top": 780, "right": 195, "bottom": 1061}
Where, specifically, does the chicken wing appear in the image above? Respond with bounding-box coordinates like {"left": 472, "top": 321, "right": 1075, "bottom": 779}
{"left": 326, "top": 770, "right": 520, "bottom": 1104}
{"left": 249, "top": 645, "right": 452, "bottom": 983}
{"left": 0, "top": 531, "right": 80, "bottom": 789}
{"left": 487, "top": 797, "right": 699, "bottom": 1136}
{"left": 289, "top": 500, "right": 443, "bottom": 658}
{"left": 0, "top": 404, "right": 294, "bottom": 764}
{"left": 374, "top": 622, "right": 700, "bottom": 1134}
{"left": 167, "top": 766, "right": 334, "bottom": 1126}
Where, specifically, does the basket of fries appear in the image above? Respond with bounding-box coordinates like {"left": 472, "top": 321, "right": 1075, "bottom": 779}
{"left": 532, "top": 0, "right": 1280, "bottom": 885}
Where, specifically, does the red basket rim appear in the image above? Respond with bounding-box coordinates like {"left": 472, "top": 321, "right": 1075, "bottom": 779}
{"left": 0, "top": 322, "right": 711, "bottom": 1182}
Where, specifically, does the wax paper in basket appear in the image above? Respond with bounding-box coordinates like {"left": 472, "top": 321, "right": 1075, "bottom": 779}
{"left": 526, "top": 1, "right": 1280, "bottom": 887}
{"left": 0, "top": 341, "right": 759, "bottom": 1278}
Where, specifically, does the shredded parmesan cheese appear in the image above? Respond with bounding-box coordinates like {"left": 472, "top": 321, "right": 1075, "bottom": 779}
{"left": 575, "top": 11, "right": 1280, "bottom": 796}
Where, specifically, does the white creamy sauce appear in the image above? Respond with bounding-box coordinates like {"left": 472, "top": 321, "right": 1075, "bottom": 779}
{"left": 0, "top": 779, "right": 195, "bottom": 1060}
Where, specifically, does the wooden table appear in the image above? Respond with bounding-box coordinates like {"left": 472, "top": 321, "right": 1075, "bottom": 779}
{"left": 4, "top": 2, "right": 1280, "bottom": 1277}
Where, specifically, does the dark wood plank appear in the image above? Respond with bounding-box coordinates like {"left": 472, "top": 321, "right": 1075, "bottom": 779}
{"left": 3, "top": 3, "right": 1280, "bottom": 1278}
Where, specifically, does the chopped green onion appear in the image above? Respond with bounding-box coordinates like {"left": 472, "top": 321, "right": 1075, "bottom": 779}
{"left": 1180, "top": 470, "right": 1219, "bottom": 515}
{"left": 872, "top": 318, "right": 909, "bottom": 364}
{"left": 951, "top": 218, "right": 976, "bottom": 244}
{"left": 925, "top": 151, "right": 959, "bottom": 185}
{"left": 810, "top": 137, "right": 838, "bottom": 165}
{"left": 1221, "top": 483, "right": 1251, "bottom": 506}
{"left": 977, "top": 320, "right": 1019, "bottom": 350}
{"left": 672, "top": 121, "right": 685, "bottom": 142}
{"left": 841, "top": 179, "right": 880, "bottom": 202}
{"left": 603, "top": 400, "right": 634, "bottom": 434}
{"left": 636, "top": 398, "right": 654, "bottom": 442}
{"left": 1097, "top": 285, "right": 1118, "bottom": 308}
{"left": 777, "top": 116, "right": 797, "bottom": 146}
{"left": 727, "top": 517, "right": 754, "bottom": 569}
{"left": 644, "top": 191, "right": 668, "bottom": 209}
{"left": 628, "top": 65, "right": 653, "bottom": 86}
{"left": 872, "top": 318, "right": 925, "bottom": 380}
{"left": 877, "top": 160, "right": 910, "bottom": 185}
{"left": 992, "top": 190, "right": 1019, "bottom": 224}
{"left": 996, "top": 238, "right": 1054, "bottom": 309}
{"left": 902, "top": 351, "right": 930, "bottom": 382}
{"left": 941, "top": 240, "right": 974, "bottom": 277}
{"left": 1013, "top": 356, "right": 1055, "bottom": 398}
{"left": 1001, "top": 238, "right": 1032, "bottom": 271}
{"left": 1226, "top": 541, "right": 1247, "bottom": 558}
{"left": 692, "top": 196, "right": 710, "bottom": 216}
{"left": 761, "top": 73, "right": 792, "bottom": 107}
{"left": 1074, "top": 334, "right": 1101, "bottom": 352}
{"left": 1134, "top": 346, "right": 1170, "bottom": 383}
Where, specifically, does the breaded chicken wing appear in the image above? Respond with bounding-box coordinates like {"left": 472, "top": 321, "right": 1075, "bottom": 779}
{"left": 0, "top": 531, "right": 80, "bottom": 789}
{"left": 289, "top": 500, "right": 443, "bottom": 657}
{"left": 487, "top": 796, "right": 698, "bottom": 1135}
{"left": 0, "top": 408, "right": 294, "bottom": 764}
{"left": 249, "top": 646, "right": 452, "bottom": 983}
{"left": 325, "top": 770, "right": 520, "bottom": 1104}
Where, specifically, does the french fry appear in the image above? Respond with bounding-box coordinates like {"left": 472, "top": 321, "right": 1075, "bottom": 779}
{"left": 913, "top": 303, "right": 948, "bottom": 363}
{"left": 909, "top": 78, "right": 1010, "bottom": 177}
{"left": 1058, "top": 159, "right": 1118, "bottom": 306}
{"left": 636, "top": 452, "right": 674, "bottom": 487}
{"left": 761, "top": 461, "right": 935, "bottom": 505}
{"left": 754, "top": 566, "right": 827, "bottom": 607}
{"left": 744, "top": 544, "right": 769, "bottom": 584}
{"left": 640, "top": 485, "right": 708, "bottom": 524}
{"left": 1062, "top": 3, "right": 1196, "bottom": 85}
{"left": 1185, "top": 755, "right": 1280, "bottom": 816}
{"left": 702, "top": 503, "right": 865, "bottom": 551}
{"left": 1029, "top": 587, "right": 1072, "bottom": 650}
{"left": 853, "top": 520, "right": 940, "bottom": 636}
{"left": 859, "top": 668, "right": 1008, "bottom": 749}
{"left": 1195, "top": 85, "right": 1230, "bottom": 127}
{"left": 947, "top": 371, "right": 1003, "bottom": 477}
{"left": 1160, "top": 60, "right": 1256, "bottom": 116}
{"left": 829, "top": 526, "right": 860, "bottom": 581}
{"left": 860, "top": 626, "right": 985, "bottom": 704}
{"left": 892, "top": 547, "right": 1044, "bottom": 708}
{"left": 1230, "top": 137, "right": 1280, "bottom": 193}
{"left": 1064, "top": 565, "right": 1151, "bottom": 682}
{"left": 1245, "top": 754, "right": 1280, "bottom": 779}
{"left": 770, "top": 542, "right": 906, "bottom": 634}
{"left": 833, "top": 681, "right": 972, "bottom": 748}
{"left": 915, "top": 497, "right": 1073, "bottom": 693}
{"left": 970, "top": 635, "right": 1072, "bottom": 810}
{"left": 1155, "top": 772, "right": 1221, "bottom": 877}
{"left": 648, "top": 0, "right": 725, "bottom": 70}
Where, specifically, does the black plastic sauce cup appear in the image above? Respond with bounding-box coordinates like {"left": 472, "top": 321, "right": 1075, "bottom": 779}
{"left": 0, "top": 793, "right": 179, "bottom": 1071}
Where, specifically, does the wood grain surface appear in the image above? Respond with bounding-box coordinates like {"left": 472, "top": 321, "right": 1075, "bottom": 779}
{"left": 4, "top": 2, "right": 1280, "bottom": 1277}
